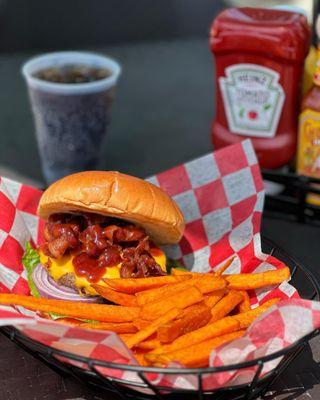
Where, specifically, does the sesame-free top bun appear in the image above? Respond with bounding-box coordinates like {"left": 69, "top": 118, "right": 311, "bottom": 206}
{"left": 37, "top": 171, "right": 185, "bottom": 244}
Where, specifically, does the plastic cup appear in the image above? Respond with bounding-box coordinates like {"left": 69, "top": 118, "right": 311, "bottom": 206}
{"left": 22, "top": 51, "right": 121, "bottom": 184}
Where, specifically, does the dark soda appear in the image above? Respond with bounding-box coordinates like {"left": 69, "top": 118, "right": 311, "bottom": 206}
{"left": 33, "top": 65, "right": 111, "bottom": 84}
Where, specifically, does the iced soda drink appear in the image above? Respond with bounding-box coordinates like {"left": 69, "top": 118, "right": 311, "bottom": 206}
{"left": 22, "top": 52, "right": 121, "bottom": 184}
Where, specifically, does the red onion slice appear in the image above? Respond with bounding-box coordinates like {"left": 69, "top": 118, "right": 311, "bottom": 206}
{"left": 32, "top": 264, "right": 101, "bottom": 302}
{"left": 47, "top": 273, "right": 76, "bottom": 293}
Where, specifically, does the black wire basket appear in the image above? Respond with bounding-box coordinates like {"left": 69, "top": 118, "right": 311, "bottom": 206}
{"left": 262, "top": 169, "right": 320, "bottom": 225}
{"left": 1, "top": 238, "right": 319, "bottom": 400}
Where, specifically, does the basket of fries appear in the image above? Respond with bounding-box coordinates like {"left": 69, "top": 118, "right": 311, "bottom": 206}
{"left": 0, "top": 140, "right": 320, "bottom": 400}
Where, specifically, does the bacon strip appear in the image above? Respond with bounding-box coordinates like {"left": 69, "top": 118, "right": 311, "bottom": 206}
{"left": 42, "top": 213, "right": 166, "bottom": 278}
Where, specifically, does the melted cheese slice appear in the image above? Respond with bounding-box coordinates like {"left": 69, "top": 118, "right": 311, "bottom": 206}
{"left": 39, "top": 247, "right": 167, "bottom": 296}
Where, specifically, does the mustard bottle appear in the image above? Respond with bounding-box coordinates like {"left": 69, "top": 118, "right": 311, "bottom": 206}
{"left": 297, "top": 46, "right": 320, "bottom": 205}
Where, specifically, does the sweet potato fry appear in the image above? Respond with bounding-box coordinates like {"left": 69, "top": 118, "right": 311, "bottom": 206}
{"left": 171, "top": 268, "right": 219, "bottom": 278}
{"left": 80, "top": 322, "right": 138, "bottom": 333}
{"left": 125, "top": 308, "right": 180, "bottom": 349}
{"left": 215, "top": 256, "right": 235, "bottom": 276}
{"left": 136, "top": 338, "right": 161, "bottom": 351}
{"left": 0, "top": 294, "right": 139, "bottom": 322}
{"left": 157, "top": 303, "right": 212, "bottom": 343}
{"left": 238, "top": 291, "right": 251, "bottom": 313}
{"left": 170, "top": 268, "right": 194, "bottom": 276}
{"left": 204, "top": 289, "right": 226, "bottom": 309}
{"left": 226, "top": 267, "right": 290, "bottom": 290}
{"left": 119, "top": 333, "right": 134, "bottom": 342}
{"left": 192, "top": 275, "right": 227, "bottom": 294}
{"left": 140, "top": 286, "right": 203, "bottom": 321}
{"left": 177, "top": 302, "right": 205, "bottom": 318}
{"left": 146, "top": 330, "right": 245, "bottom": 368}
{"left": 133, "top": 319, "right": 150, "bottom": 330}
{"left": 91, "top": 284, "right": 138, "bottom": 307}
{"left": 230, "top": 298, "right": 280, "bottom": 329}
{"left": 135, "top": 282, "right": 185, "bottom": 306}
{"left": 134, "top": 352, "right": 149, "bottom": 366}
{"left": 210, "top": 291, "right": 244, "bottom": 322}
{"left": 104, "top": 275, "right": 192, "bottom": 294}
{"left": 54, "top": 317, "right": 82, "bottom": 326}
{"left": 151, "top": 316, "right": 240, "bottom": 355}
{"left": 135, "top": 275, "right": 226, "bottom": 306}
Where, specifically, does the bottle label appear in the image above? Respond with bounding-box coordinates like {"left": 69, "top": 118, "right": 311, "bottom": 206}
{"left": 219, "top": 64, "right": 285, "bottom": 138}
{"left": 313, "top": 48, "right": 320, "bottom": 86}
{"left": 297, "top": 108, "right": 320, "bottom": 178}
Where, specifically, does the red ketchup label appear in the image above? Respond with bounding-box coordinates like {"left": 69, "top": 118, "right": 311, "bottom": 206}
{"left": 219, "top": 64, "right": 285, "bottom": 138}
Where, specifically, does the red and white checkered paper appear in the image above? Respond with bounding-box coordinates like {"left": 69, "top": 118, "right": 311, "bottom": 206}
{"left": 0, "top": 139, "right": 318, "bottom": 392}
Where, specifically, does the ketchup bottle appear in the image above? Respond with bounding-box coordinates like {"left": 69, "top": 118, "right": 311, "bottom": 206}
{"left": 210, "top": 8, "right": 310, "bottom": 168}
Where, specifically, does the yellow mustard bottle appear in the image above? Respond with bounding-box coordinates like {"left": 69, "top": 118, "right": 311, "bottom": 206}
{"left": 297, "top": 47, "right": 320, "bottom": 204}
{"left": 302, "top": 45, "right": 317, "bottom": 96}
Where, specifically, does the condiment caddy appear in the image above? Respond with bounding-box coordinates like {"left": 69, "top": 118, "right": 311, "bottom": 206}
{"left": 210, "top": 6, "right": 320, "bottom": 223}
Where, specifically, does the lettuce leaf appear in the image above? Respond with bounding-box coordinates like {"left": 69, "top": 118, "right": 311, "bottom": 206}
{"left": 166, "top": 258, "right": 187, "bottom": 274}
{"left": 22, "top": 241, "right": 40, "bottom": 298}
{"left": 22, "top": 242, "right": 67, "bottom": 319}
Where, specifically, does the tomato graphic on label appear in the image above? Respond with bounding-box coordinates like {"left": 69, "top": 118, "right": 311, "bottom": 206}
{"left": 248, "top": 110, "right": 258, "bottom": 120}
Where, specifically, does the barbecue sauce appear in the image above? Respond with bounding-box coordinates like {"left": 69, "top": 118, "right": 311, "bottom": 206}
{"left": 72, "top": 253, "right": 107, "bottom": 283}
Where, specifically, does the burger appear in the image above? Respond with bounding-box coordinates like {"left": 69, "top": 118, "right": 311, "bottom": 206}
{"left": 33, "top": 171, "right": 185, "bottom": 300}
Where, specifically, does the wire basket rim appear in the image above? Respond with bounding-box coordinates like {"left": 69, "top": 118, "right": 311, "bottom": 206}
{"left": 6, "top": 325, "right": 319, "bottom": 375}
{"left": 3, "top": 236, "right": 320, "bottom": 376}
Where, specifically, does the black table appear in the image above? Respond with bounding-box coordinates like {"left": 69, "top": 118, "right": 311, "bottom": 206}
{"left": 0, "top": 39, "right": 320, "bottom": 399}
